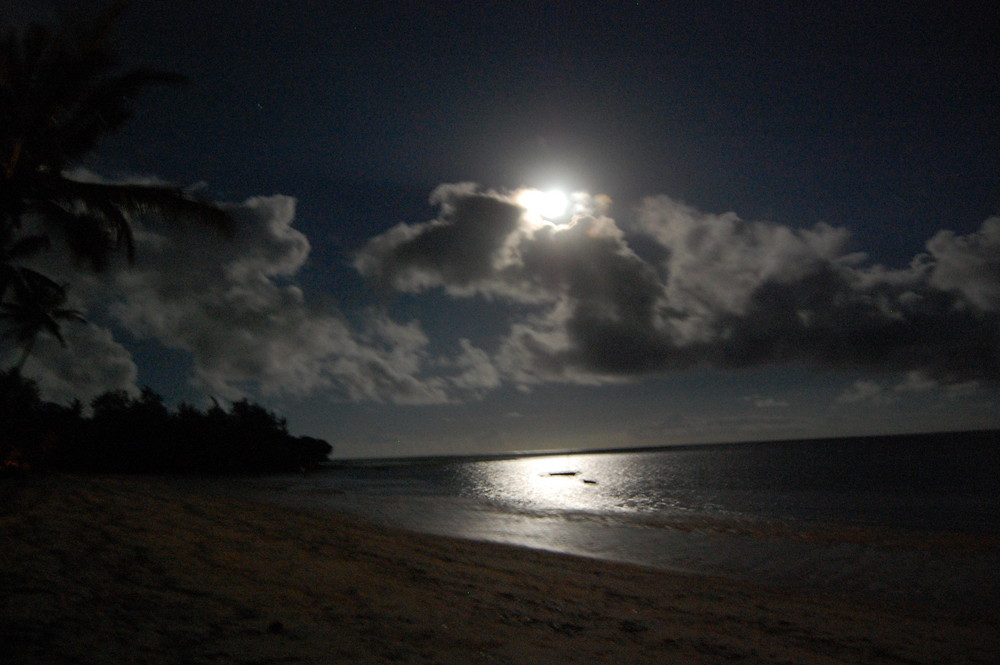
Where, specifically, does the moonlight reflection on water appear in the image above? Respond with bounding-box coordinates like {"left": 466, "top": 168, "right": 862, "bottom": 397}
{"left": 457, "top": 454, "right": 661, "bottom": 516}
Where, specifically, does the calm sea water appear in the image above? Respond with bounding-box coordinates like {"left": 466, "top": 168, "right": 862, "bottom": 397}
{"left": 195, "top": 431, "right": 1000, "bottom": 610}
{"left": 319, "top": 432, "right": 1000, "bottom": 534}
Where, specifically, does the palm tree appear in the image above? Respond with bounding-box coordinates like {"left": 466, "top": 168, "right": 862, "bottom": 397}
{"left": 0, "top": 227, "right": 49, "bottom": 301}
{"left": 1, "top": 270, "right": 85, "bottom": 372}
{"left": 0, "top": 2, "right": 230, "bottom": 363}
{"left": 1, "top": 1, "right": 230, "bottom": 272}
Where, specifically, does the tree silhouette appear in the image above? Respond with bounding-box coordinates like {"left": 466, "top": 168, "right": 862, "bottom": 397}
{"left": 1, "top": 2, "right": 231, "bottom": 261}
{"left": 1, "top": 373, "right": 333, "bottom": 473}
{"left": 0, "top": 2, "right": 230, "bottom": 363}
{"left": 0, "top": 269, "right": 84, "bottom": 371}
{"left": 0, "top": 5, "right": 331, "bottom": 475}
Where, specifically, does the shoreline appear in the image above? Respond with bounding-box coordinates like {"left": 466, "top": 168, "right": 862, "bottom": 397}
{"left": 170, "top": 470, "right": 1000, "bottom": 614}
{"left": 3, "top": 474, "right": 998, "bottom": 664}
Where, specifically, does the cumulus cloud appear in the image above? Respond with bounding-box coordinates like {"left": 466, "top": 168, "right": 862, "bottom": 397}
{"left": 836, "top": 380, "right": 897, "bottom": 406}
{"left": 12, "top": 176, "right": 999, "bottom": 406}
{"left": 100, "top": 195, "right": 482, "bottom": 403}
{"left": 744, "top": 395, "right": 790, "bottom": 408}
{"left": 925, "top": 217, "right": 1000, "bottom": 310}
{"left": 14, "top": 191, "right": 478, "bottom": 405}
{"left": 356, "top": 184, "right": 1000, "bottom": 389}
{"left": 4, "top": 323, "right": 138, "bottom": 405}
{"left": 329, "top": 312, "right": 451, "bottom": 405}
{"left": 894, "top": 371, "right": 939, "bottom": 392}
{"left": 104, "top": 195, "right": 332, "bottom": 398}
{"left": 354, "top": 183, "right": 526, "bottom": 298}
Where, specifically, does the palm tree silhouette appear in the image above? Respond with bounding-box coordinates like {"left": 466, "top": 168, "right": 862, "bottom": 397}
{"left": 1, "top": 2, "right": 230, "bottom": 362}
{"left": 1, "top": 2, "right": 231, "bottom": 265}
{"left": 1, "top": 270, "right": 85, "bottom": 372}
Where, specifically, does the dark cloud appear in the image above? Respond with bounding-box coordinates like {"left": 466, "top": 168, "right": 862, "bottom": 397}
{"left": 354, "top": 183, "right": 525, "bottom": 297}
{"left": 357, "top": 185, "right": 1000, "bottom": 389}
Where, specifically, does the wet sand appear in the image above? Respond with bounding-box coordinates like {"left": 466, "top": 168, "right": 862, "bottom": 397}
{"left": 2, "top": 474, "right": 997, "bottom": 664}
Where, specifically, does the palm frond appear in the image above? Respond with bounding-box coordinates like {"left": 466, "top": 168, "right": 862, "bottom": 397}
{"left": 0, "top": 265, "right": 16, "bottom": 301}
{"left": 54, "top": 308, "right": 87, "bottom": 324}
{"left": 11, "top": 267, "right": 67, "bottom": 306}
{"left": 52, "top": 68, "right": 188, "bottom": 165}
{"left": 83, "top": 195, "right": 135, "bottom": 263}
{"left": 28, "top": 198, "right": 120, "bottom": 270}
{"left": 0, "top": 232, "right": 52, "bottom": 299}
{"left": 0, "top": 0, "right": 234, "bottom": 363}
{"left": 0, "top": 268, "right": 83, "bottom": 352}
{"left": 54, "top": 177, "right": 233, "bottom": 234}
{"left": 3, "top": 233, "right": 50, "bottom": 261}
{"left": 17, "top": 176, "right": 230, "bottom": 270}
{"left": 1, "top": 1, "right": 187, "bottom": 174}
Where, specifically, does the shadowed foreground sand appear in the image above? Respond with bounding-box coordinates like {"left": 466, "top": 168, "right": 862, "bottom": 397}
{"left": 2, "top": 475, "right": 997, "bottom": 664}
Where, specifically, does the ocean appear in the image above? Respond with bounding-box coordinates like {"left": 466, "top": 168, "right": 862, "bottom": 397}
{"left": 190, "top": 430, "right": 1000, "bottom": 611}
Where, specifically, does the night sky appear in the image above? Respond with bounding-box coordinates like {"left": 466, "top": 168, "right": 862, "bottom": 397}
{"left": 5, "top": 1, "right": 999, "bottom": 457}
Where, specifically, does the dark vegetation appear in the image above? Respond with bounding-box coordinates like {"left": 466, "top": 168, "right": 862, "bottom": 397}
{"left": 0, "top": 4, "right": 333, "bottom": 475}
{"left": 1, "top": 3, "right": 229, "bottom": 364}
{"left": 1, "top": 1, "right": 231, "bottom": 302}
{"left": 1, "top": 370, "right": 332, "bottom": 473}
{"left": 1, "top": 3, "right": 229, "bottom": 374}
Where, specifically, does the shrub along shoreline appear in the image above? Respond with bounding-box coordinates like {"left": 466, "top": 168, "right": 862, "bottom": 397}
{"left": 0, "top": 370, "right": 331, "bottom": 473}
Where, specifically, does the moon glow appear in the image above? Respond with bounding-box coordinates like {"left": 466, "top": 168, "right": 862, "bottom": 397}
{"left": 516, "top": 188, "right": 569, "bottom": 221}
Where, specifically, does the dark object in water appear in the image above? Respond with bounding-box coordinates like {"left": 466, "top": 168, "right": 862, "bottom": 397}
{"left": 582, "top": 479, "right": 598, "bottom": 484}
{"left": 546, "top": 471, "right": 579, "bottom": 476}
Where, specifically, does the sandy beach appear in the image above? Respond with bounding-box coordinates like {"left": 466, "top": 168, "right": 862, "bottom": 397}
{"left": 2, "top": 474, "right": 997, "bottom": 664}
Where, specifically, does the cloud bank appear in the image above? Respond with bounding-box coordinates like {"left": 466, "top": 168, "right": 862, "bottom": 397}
{"left": 356, "top": 184, "right": 1000, "bottom": 390}
{"left": 11, "top": 179, "right": 998, "bottom": 406}
{"left": 13, "top": 192, "right": 470, "bottom": 404}
{"left": 103, "top": 195, "right": 474, "bottom": 403}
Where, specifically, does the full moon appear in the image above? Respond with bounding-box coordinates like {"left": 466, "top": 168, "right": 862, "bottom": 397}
{"left": 516, "top": 188, "right": 569, "bottom": 221}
